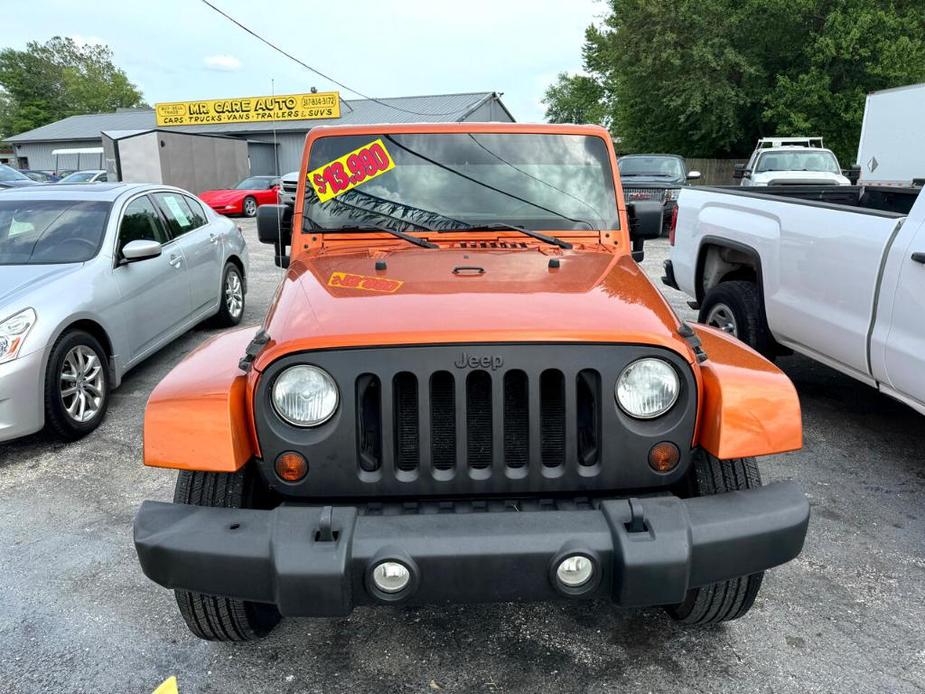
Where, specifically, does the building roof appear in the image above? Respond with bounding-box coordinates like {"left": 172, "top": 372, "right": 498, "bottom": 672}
{"left": 7, "top": 92, "right": 512, "bottom": 143}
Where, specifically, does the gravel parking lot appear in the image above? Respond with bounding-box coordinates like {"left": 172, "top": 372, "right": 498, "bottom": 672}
{"left": 1, "top": 221, "right": 923, "bottom": 694}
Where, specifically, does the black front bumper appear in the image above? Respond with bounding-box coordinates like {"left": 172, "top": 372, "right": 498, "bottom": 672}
{"left": 134, "top": 482, "right": 808, "bottom": 617}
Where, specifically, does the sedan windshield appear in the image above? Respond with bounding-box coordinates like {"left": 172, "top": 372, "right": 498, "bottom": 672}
{"left": 236, "top": 177, "right": 275, "bottom": 190}
{"left": 618, "top": 156, "right": 684, "bottom": 179}
{"left": 0, "top": 164, "right": 31, "bottom": 182}
{"left": 0, "top": 200, "right": 111, "bottom": 265}
{"left": 59, "top": 171, "right": 100, "bottom": 183}
{"left": 755, "top": 151, "right": 841, "bottom": 174}
{"left": 304, "top": 132, "right": 620, "bottom": 232}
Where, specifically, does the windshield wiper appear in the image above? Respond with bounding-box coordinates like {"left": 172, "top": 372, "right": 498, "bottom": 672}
{"left": 311, "top": 223, "right": 438, "bottom": 249}
{"left": 450, "top": 222, "right": 572, "bottom": 249}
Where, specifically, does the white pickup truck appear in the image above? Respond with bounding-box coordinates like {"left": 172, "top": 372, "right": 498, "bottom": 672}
{"left": 664, "top": 185, "right": 925, "bottom": 414}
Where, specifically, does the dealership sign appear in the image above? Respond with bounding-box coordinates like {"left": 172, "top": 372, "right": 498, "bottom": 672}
{"left": 154, "top": 91, "right": 340, "bottom": 126}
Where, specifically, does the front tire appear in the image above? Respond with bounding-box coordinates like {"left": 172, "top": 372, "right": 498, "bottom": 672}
{"left": 44, "top": 330, "right": 110, "bottom": 441}
{"left": 666, "top": 453, "right": 764, "bottom": 625}
{"left": 242, "top": 196, "right": 257, "bottom": 217}
{"left": 214, "top": 262, "right": 245, "bottom": 327}
{"left": 699, "top": 280, "right": 776, "bottom": 359}
{"left": 173, "top": 466, "right": 281, "bottom": 641}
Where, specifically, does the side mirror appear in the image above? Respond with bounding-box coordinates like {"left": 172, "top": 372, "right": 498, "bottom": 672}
{"left": 256, "top": 203, "right": 293, "bottom": 268}
{"left": 845, "top": 165, "right": 861, "bottom": 185}
{"left": 121, "top": 239, "right": 162, "bottom": 263}
{"left": 687, "top": 170, "right": 702, "bottom": 181}
{"left": 626, "top": 200, "right": 663, "bottom": 261}
{"left": 733, "top": 164, "right": 749, "bottom": 180}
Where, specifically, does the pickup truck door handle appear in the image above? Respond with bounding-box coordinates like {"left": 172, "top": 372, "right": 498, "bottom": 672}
{"left": 912, "top": 252, "right": 925, "bottom": 264}
{"left": 168, "top": 254, "right": 182, "bottom": 268}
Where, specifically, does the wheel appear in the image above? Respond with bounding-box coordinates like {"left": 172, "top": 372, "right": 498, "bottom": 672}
{"left": 44, "top": 330, "right": 110, "bottom": 440}
{"left": 173, "top": 466, "right": 281, "bottom": 641}
{"left": 699, "top": 280, "right": 777, "bottom": 359}
{"left": 666, "top": 453, "right": 765, "bottom": 625}
{"left": 214, "top": 262, "right": 245, "bottom": 327}
{"left": 242, "top": 196, "right": 257, "bottom": 217}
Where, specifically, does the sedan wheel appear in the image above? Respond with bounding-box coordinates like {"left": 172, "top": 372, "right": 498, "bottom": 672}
{"left": 225, "top": 269, "right": 244, "bottom": 320}
{"left": 243, "top": 197, "right": 257, "bottom": 217}
{"left": 60, "top": 345, "right": 106, "bottom": 423}
{"left": 44, "top": 330, "right": 110, "bottom": 440}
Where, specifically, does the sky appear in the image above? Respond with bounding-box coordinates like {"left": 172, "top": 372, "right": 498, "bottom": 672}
{"left": 5, "top": 0, "right": 603, "bottom": 123}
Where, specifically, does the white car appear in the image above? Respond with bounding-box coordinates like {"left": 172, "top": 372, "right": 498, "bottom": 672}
{"left": 58, "top": 169, "right": 108, "bottom": 184}
{"left": 279, "top": 170, "right": 299, "bottom": 207}
{"left": 664, "top": 184, "right": 925, "bottom": 414}
{"left": 735, "top": 138, "right": 850, "bottom": 187}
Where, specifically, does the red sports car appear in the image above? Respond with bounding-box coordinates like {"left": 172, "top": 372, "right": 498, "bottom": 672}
{"left": 199, "top": 176, "right": 280, "bottom": 217}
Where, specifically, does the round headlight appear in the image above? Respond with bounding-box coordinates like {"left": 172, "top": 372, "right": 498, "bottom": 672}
{"left": 272, "top": 365, "right": 338, "bottom": 427}
{"left": 616, "top": 358, "right": 679, "bottom": 419}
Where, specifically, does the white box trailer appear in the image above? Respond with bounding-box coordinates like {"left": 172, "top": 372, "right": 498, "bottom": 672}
{"left": 856, "top": 83, "right": 925, "bottom": 185}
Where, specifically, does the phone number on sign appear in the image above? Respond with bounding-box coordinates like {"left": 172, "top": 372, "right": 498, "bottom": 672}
{"left": 308, "top": 139, "right": 395, "bottom": 202}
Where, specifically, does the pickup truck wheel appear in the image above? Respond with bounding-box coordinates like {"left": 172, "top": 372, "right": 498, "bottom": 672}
{"left": 172, "top": 467, "right": 280, "bottom": 641}
{"left": 699, "top": 281, "right": 776, "bottom": 359}
{"left": 666, "top": 453, "right": 764, "bottom": 625}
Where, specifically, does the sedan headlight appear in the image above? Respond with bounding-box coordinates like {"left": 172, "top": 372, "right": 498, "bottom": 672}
{"left": 0, "top": 308, "right": 37, "bottom": 365}
{"left": 615, "top": 358, "right": 679, "bottom": 419}
{"left": 272, "top": 365, "right": 338, "bottom": 426}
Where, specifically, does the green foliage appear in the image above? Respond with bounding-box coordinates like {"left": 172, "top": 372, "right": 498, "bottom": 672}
{"left": 547, "top": 0, "right": 925, "bottom": 162}
{"left": 0, "top": 37, "right": 144, "bottom": 138}
{"left": 543, "top": 72, "right": 609, "bottom": 127}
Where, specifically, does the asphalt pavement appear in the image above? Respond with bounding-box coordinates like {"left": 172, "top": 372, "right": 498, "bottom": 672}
{"left": 1, "top": 223, "right": 923, "bottom": 693}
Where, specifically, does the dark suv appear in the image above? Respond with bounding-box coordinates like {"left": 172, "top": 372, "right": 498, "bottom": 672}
{"left": 618, "top": 155, "right": 701, "bottom": 234}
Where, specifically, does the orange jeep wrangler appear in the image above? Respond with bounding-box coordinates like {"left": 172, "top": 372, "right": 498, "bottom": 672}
{"left": 134, "top": 123, "right": 809, "bottom": 641}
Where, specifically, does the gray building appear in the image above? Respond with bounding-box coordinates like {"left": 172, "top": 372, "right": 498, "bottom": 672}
{"left": 6, "top": 92, "right": 514, "bottom": 175}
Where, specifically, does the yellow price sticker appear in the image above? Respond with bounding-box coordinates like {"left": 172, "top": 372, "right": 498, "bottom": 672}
{"left": 308, "top": 138, "right": 395, "bottom": 203}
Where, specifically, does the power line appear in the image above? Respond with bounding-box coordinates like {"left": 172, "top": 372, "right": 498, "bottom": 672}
{"left": 199, "top": 0, "right": 484, "bottom": 118}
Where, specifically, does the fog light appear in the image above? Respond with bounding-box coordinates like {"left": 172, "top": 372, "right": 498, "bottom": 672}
{"left": 648, "top": 442, "right": 680, "bottom": 473}
{"left": 274, "top": 451, "right": 308, "bottom": 482}
{"left": 556, "top": 555, "right": 593, "bottom": 588}
{"left": 372, "top": 561, "right": 411, "bottom": 593}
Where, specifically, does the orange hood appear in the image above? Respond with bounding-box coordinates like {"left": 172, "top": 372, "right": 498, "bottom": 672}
{"left": 254, "top": 246, "right": 694, "bottom": 371}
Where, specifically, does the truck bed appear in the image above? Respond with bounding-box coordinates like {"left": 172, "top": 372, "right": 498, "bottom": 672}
{"left": 698, "top": 184, "right": 918, "bottom": 215}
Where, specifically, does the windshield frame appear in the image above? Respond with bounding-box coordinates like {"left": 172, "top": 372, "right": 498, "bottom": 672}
{"left": 0, "top": 198, "right": 114, "bottom": 266}
{"left": 298, "top": 125, "right": 622, "bottom": 241}
{"left": 235, "top": 176, "right": 276, "bottom": 190}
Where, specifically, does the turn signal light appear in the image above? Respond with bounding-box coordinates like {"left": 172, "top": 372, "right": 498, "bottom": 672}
{"left": 648, "top": 442, "right": 680, "bottom": 472}
{"left": 275, "top": 451, "right": 308, "bottom": 482}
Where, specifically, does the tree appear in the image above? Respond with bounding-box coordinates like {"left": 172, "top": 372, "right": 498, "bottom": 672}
{"left": 546, "top": 0, "right": 925, "bottom": 162}
{"left": 542, "top": 72, "right": 609, "bottom": 127}
{"left": 0, "top": 37, "right": 144, "bottom": 138}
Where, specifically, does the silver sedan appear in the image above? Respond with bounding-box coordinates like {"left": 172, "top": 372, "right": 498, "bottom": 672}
{"left": 0, "top": 183, "right": 249, "bottom": 442}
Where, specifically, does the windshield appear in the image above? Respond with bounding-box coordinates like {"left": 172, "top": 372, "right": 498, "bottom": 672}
{"left": 755, "top": 151, "right": 840, "bottom": 174}
{"left": 0, "top": 200, "right": 111, "bottom": 265}
{"left": 304, "top": 132, "right": 619, "bottom": 232}
{"left": 59, "top": 171, "right": 99, "bottom": 183}
{"left": 0, "top": 164, "right": 31, "bottom": 182}
{"left": 618, "top": 156, "right": 684, "bottom": 179}
{"left": 236, "top": 177, "right": 275, "bottom": 190}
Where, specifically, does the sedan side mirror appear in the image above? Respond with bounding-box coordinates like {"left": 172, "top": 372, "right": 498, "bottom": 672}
{"left": 627, "top": 200, "right": 663, "bottom": 262}
{"left": 687, "top": 170, "right": 702, "bottom": 181}
{"left": 121, "top": 239, "right": 163, "bottom": 263}
{"left": 256, "top": 203, "right": 293, "bottom": 268}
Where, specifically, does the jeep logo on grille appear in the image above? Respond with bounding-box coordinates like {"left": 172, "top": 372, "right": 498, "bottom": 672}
{"left": 454, "top": 352, "right": 504, "bottom": 370}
